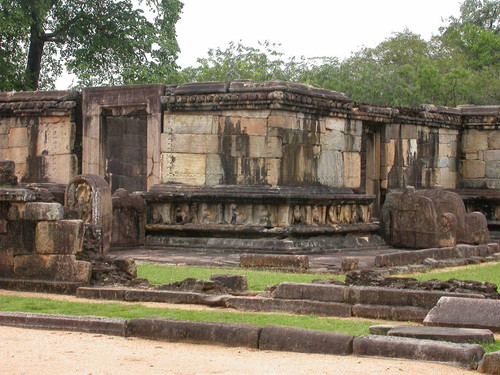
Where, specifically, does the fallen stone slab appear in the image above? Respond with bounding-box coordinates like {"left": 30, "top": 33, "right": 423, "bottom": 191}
{"left": 226, "top": 296, "right": 351, "bottom": 317}
{"left": 0, "top": 278, "right": 83, "bottom": 294}
{"left": 210, "top": 274, "right": 248, "bottom": 292}
{"left": 76, "top": 287, "right": 127, "bottom": 301}
{"left": 0, "top": 311, "right": 127, "bottom": 337}
{"left": 124, "top": 289, "right": 229, "bottom": 307}
{"left": 258, "top": 325, "right": 354, "bottom": 355}
{"left": 369, "top": 324, "right": 399, "bottom": 335}
{"left": 127, "top": 318, "right": 261, "bottom": 348}
{"left": 352, "top": 304, "right": 429, "bottom": 322}
{"left": 387, "top": 326, "right": 495, "bottom": 344}
{"left": 353, "top": 335, "right": 484, "bottom": 367}
{"left": 424, "top": 297, "right": 500, "bottom": 332}
{"left": 240, "top": 254, "right": 309, "bottom": 269}
{"left": 344, "top": 286, "right": 484, "bottom": 309}
{"left": 272, "top": 282, "right": 345, "bottom": 303}
{"left": 478, "top": 351, "right": 500, "bottom": 374}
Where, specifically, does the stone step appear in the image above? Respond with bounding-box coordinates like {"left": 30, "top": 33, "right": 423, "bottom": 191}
{"left": 424, "top": 297, "right": 500, "bottom": 332}
{"left": 353, "top": 335, "right": 484, "bottom": 368}
{"left": 387, "top": 326, "right": 495, "bottom": 344}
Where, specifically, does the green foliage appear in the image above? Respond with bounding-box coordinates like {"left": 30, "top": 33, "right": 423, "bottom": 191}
{"left": 137, "top": 264, "right": 338, "bottom": 291}
{"left": 181, "top": 0, "right": 500, "bottom": 107}
{"left": 0, "top": 294, "right": 374, "bottom": 336}
{"left": 0, "top": 0, "right": 183, "bottom": 91}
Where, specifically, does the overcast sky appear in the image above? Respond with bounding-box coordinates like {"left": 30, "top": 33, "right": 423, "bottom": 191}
{"left": 55, "top": 0, "right": 463, "bottom": 88}
{"left": 175, "top": 0, "right": 463, "bottom": 68}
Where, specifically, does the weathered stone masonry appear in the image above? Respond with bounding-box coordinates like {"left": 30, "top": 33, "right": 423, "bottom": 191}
{"left": 1, "top": 81, "right": 499, "bottom": 248}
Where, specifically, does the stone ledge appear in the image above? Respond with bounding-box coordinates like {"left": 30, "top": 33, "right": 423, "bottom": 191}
{"left": 240, "top": 254, "right": 309, "bottom": 269}
{"left": 352, "top": 304, "right": 429, "bottom": 322}
{"left": 387, "top": 326, "right": 495, "bottom": 344}
{"left": 478, "top": 351, "right": 500, "bottom": 374}
{"left": 353, "top": 335, "right": 484, "bottom": 368}
{"left": 259, "top": 325, "right": 354, "bottom": 355}
{"left": 127, "top": 318, "right": 261, "bottom": 348}
{"left": 0, "top": 278, "right": 83, "bottom": 294}
{"left": 0, "top": 311, "right": 127, "bottom": 337}
{"left": 226, "top": 296, "right": 352, "bottom": 317}
{"left": 123, "top": 289, "right": 228, "bottom": 307}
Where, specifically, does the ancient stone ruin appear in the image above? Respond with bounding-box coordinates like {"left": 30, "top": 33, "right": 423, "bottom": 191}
{"left": 0, "top": 81, "right": 499, "bottom": 289}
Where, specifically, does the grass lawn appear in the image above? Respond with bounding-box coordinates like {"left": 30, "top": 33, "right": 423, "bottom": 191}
{"left": 138, "top": 264, "right": 341, "bottom": 291}
{"left": 0, "top": 294, "right": 373, "bottom": 336}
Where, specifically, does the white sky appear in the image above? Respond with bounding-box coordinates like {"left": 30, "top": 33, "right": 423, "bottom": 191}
{"left": 55, "top": 0, "right": 462, "bottom": 88}
{"left": 175, "top": 0, "right": 462, "bottom": 68}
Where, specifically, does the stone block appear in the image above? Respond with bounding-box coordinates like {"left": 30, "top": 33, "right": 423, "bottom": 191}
{"left": 343, "top": 152, "right": 361, "bottom": 188}
{"left": 240, "top": 255, "right": 309, "bottom": 270}
{"left": 76, "top": 287, "right": 127, "bottom": 301}
{"left": 317, "top": 150, "right": 343, "bottom": 187}
{"left": 225, "top": 296, "right": 352, "bottom": 317}
{"left": 165, "top": 114, "right": 217, "bottom": 134}
{"left": 8, "top": 202, "right": 63, "bottom": 221}
{"left": 325, "top": 117, "right": 345, "bottom": 132}
{"left": 478, "top": 351, "right": 500, "bottom": 374}
{"left": 161, "top": 153, "right": 206, "bottom": 185}
{"left": 265, "top": 136, "right": 282, "bottom": 157}
{"left": 463, "top": 130, "right": 488, "bottom": 153}
{"left": 127, "top": 318, "right": 261, "bottom": 348}
{"left": 8, "top": 127, "right": 28, "bottom": 148}
{"left": 0, "top": 188, "right": 35, "bottom": 202}
{"left": 271, "top": 282, "right": 345, "bottom": 303}
{"left": 381, "top": 140, "right": 396, "bottom": 167}
{"left": 35, "top": 220, "right": 84, "bottom": 254}
{"left": 210, "top": 274, "right": 248, "bottom": 292}
{"left": 0, "top": 311, "right": 127, "bottom": 337}
{"left": 220, "top": 117, "right": 267, "bottom": 136}
{"left": 13, "top": 254, "right": 90, "bottom": 283}
{"left": 341, "top": 257, "right": 359, "bottom": 271}
{"left": 353, "top": 335, "right": 484, "bottom": 367}
{"left": 387, "top": 326, "right": 494, "bottom": 344}
{"left": 28, "top": 154, "right": 78, "bottom": 184}
{"left": 160, "top": 133, "right": 218, "bottom": 154}
{"left": 265, "top": 158, "right": 280, "bottom": 186}
{"left": 461, "top": 159, "right": 486, "bottom": 179}
{"left": 369, "top": 324, "right": 399, "bottom": 335}
{"left": 248, "top": 136, "right": 266, "bottom": 157}
{"left": 7, "top": 146, "right": 28, "bottom": 164}
{"left": 424, "top": 297, "right": 500, "bottom": 332}
{"left": 205, "top": 153, "right": 224, "bottom": 185}
{"left": 259, "top": 325, "right": 354, "bottom": 355}
{"left": 321, "top": 130, "right": 344, "bottom": 150}
{"left": 268, "top": 115, "right": 300, "bottom": 130}
{"left": 401, "top": 124, "right": 417, "bottom": 139}
{"left": 352, "top": 304, "right": 429, "bottom": 322}
{"left": 484, "top": 150, "right": 500, "bottom": 161}
{"left": 486, "top": 161, "right": 500, "bottom": 178}
{"left": 0, "top": 249, "right": 14, "bottom": 276}
{"left": 123, "top": 290, "right": 228, "bottom": 307}
{"left": 489, "top": 132, "right": 500, "bottom": 149}
{"left": 36, "top": 122, "right": 75, "bottom": 155}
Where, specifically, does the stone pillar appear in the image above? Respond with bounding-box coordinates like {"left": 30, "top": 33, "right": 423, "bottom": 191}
{"left": 65, "top": 174, "right": 112, "bottom": 253}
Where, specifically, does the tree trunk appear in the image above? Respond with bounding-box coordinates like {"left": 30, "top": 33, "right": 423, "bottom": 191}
{"left": 25, "top": 24, "right": 45, "bottom": 91}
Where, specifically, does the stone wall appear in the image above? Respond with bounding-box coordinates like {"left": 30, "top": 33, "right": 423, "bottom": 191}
{"left": 460, "top": 106, "right": 500, "bottom": 190}
{"left": 161, "top": 109, "right": 362, "bottom": 189}
{"left": 160, "top": 82, "right": 363, "bottom": 190}
{"left": 0, "top": 91, "right": 80, "bottom": 184}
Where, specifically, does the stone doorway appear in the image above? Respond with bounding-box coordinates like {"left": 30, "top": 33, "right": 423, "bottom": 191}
{"left": 361, "top": 122, "right": 382, "bottom": 218}
{"left": 102, "top": 109, "right": 147, "bottom": 192}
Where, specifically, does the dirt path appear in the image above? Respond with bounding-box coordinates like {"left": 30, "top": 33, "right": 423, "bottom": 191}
{"left": 0, "top": 326, "right": 474, "bottom": 375}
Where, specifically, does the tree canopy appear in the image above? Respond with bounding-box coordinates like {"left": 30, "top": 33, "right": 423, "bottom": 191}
{"left": 182, "top": 0, "right": 500, "bottom": 107}
{"left": 0, "top": 0, "right": 183, "bottom": 91}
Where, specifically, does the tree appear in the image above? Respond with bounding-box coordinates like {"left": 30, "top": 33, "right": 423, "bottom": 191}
{"left": 0, "top": 0, "right": 183, "bottom": 91}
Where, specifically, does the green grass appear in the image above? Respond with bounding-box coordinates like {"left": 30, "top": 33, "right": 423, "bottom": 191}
{"left": 0, "top": 294, "right": 372, "bottom": 336}
{"left": 138, "top": 264, "right": 342, "bottom": 291}
{"left": 405, "top": 262, "right": 500, "bottom": 289}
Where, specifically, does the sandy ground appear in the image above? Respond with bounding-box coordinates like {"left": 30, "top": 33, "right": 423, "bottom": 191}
{"left": 0, "top": 326, "right": 475, "bottom": 375}
{"left": 1, "top": 289, "right": 495, "bottom": 375}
